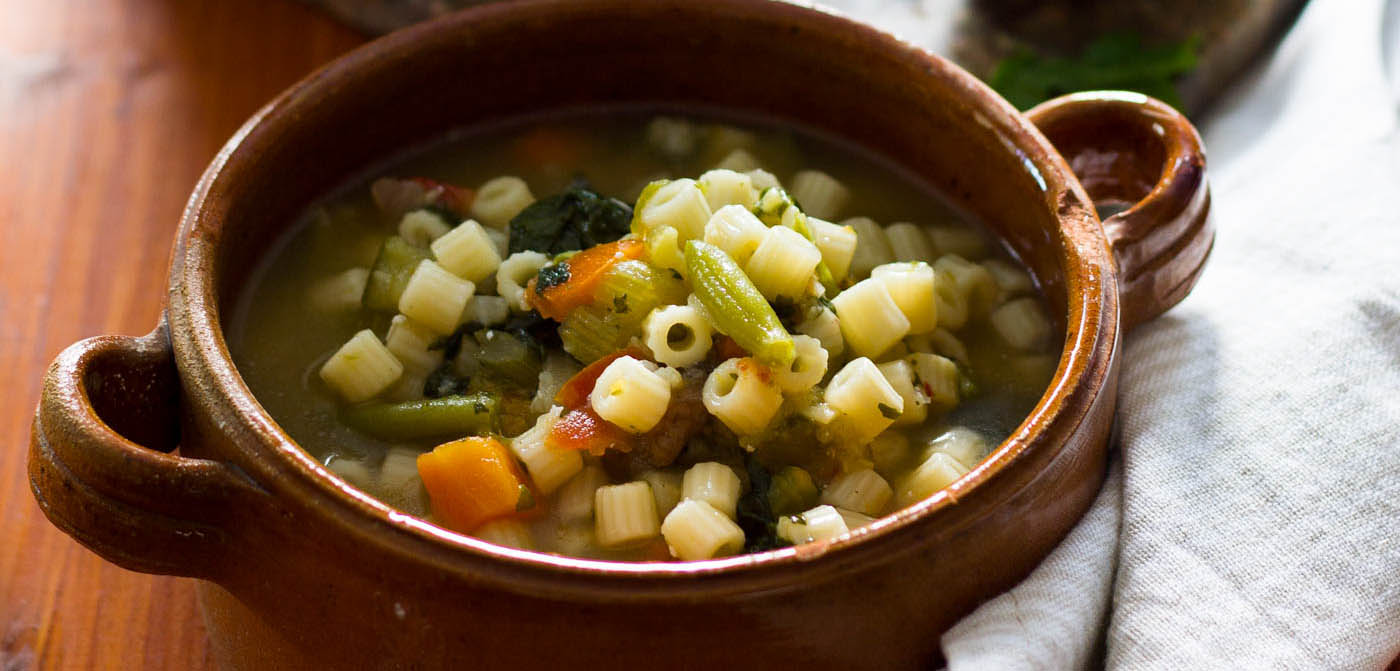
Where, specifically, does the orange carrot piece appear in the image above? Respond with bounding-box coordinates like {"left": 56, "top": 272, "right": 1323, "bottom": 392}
{"left": 548, "top": 407, "right": 635, "bottom": 456}
{"left": 527, "top": 238, "right": 645, "bottom": 321}
{"left": 417, "top": 436, "right": 526, "bottom": 532}
{"left": 553, "top": 346, "right": 648, "bottom": 409}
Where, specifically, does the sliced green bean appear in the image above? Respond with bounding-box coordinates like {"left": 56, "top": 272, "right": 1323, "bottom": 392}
{"left": 474, "top": 330, "right": 541, "bottom": 391}
{"left": 340, "top": 393, "right": 498, "bottom": 440}
{"left": 362, "top": 236, "right": 431, "bottom": 312}
{"left": 683, "top": 240, "right": 794, "bottom": 366}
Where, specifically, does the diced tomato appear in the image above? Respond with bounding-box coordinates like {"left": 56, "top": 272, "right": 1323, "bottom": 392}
{"left": 548, "top": 407, "right": 635, "bottom": 457}
{"left": 711, "top": 335, "right": 749, "bottom": 363}
{"left": 410, "top": 177, "right": 475, "bottom": 218}
{"left": 527, "top": 238, "right": 645, "bottom": 321}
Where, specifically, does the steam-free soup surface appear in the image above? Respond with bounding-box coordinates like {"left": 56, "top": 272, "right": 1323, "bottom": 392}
{"left": 229, "top": 110, "right": 1060, "bottom": 561}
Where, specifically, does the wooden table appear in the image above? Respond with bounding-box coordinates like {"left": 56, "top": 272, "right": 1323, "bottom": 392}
{"left": 0, "top": 1, "right": 363, "bottom": 667}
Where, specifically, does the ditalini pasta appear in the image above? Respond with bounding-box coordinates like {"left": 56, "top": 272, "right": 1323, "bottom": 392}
{"left": 239, "top": 113, "right": 1061, "bottom": 561}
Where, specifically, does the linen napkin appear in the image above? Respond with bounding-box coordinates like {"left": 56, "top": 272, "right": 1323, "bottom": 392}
{"left": 926, "top": 0, "right": 1400, "bottom": 667}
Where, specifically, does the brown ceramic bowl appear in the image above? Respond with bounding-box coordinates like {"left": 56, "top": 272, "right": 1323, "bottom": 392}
{"left": 28, "top": 1, "right": 1211, "bottom": 669}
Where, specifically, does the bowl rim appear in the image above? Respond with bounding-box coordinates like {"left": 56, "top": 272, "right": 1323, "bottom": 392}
{"left": 166, "top": 0, "right": 1116, "bottom": 599}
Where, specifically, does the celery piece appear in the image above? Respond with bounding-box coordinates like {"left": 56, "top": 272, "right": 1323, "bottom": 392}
{"left": 340, "top": 393, "right": 498, "bottom": 440}
{"left": 684, "top": 240, "right": 794, "bottom": 366}
{"left": 473, "top": 330, "right": 541, "bottom": 390}
{"left": 362, "top": 236, "right": 432, "bottom": 312}
{"left": 558, "top": 260, "right": 686, "bottom": 363}
{"left": 767, "top": 466, "right": 819, "bottom": 516}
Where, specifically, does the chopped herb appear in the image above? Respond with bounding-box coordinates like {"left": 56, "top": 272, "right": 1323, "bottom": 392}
{"left": 736, "top": 458, "right": 792, "bottom": 552}
{"left": 612, "top": 295, "right": 629, "bottom": 314}
{"left": 507, "top": 186, "right": 633, "bottom": 256}
{"left": 878, "top": 403, "right": 901, "bottom": 420}
{"left": 534, "top": 263, "right": 572, "bottom": 295}
{"left": 989, "top": 32, "right": 1199, "bottom": 111}
{"left": 669, "top": 269, "right": 683, "bottom": 281}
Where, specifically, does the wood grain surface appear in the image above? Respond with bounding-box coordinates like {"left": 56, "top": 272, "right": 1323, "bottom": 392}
{"left": 0, "top": 1, "right": 363, "bottom": 668}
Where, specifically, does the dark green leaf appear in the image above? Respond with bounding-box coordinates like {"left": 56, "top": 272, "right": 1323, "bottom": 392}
{"left": 507, "top": 186, "right": 633, "bottom": 256}
{"left": 534, "top": 263, "right": 572, "bottom": 295}
{"left": 989, "top": 32, "right": 1199, "bottom": 111}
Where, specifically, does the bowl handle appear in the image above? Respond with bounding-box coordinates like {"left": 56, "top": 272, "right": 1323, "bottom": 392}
{"left": 29, "top": 319, "right": 258, "bottom": 578}
{"left": 1027, "top": 92, "right": 1214, "bottom": 332}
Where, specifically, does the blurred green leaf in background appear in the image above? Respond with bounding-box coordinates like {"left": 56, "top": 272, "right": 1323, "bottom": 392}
{"left": 990, "top": 32, "right": 1200, "bottom": 110}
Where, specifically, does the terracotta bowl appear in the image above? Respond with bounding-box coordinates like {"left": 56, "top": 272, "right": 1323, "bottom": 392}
{"left": 28, "top": 1, "right": 1211, "bottom": 669}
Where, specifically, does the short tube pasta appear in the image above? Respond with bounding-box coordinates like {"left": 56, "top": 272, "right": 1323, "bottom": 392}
{"left": 509, "top": 407, "right": 582, "bottom": 494}
{"left": 820, "top": 469, "right": 892, "bottom": 516}
{"left": 845, "top": 217, "right": 893, "bottom": 280}
{"left": 796, "top": 305, "right": 844, "bottom": 358}
{"left": 745, "top": 168, "right": 781, "bottom": 192}
{"left": 308, "top": 267, "right": 369, "bottom": 313}
{"left": 639, "top": 469, "right": 684, "bottom": 517}
{"left": 713, "top": 148, "right": 759, "bottom": 172}
{"left": 776, "top": 504, "right": 849, "bottom": 545}
{"left": 825, "top": 357, "right": 905, "bottom": 440}
{"left": 982, "top": 258, "right": 1034, "bottom": 299}
{"left": 642, "top": 304, "right": 714, "bottom": 367}
{"left": 594, "top": 481, "right": 660, "bottom": 547}
{"left": 681, "top": 462, "right": 742, "bottom": 519}
{"left": 661, "top": 499, "right": 746, "bottom": 560}
{"left": 876, "top": 359, "right": 927, "bottom": 426}
{"left": 319, "top": 329, "right": 404, "bottom": 403}
{"left": 553, "top": 465, "right": 609, "bottom": 523}
{"left": 464, "top": 295, "right": 510, "bottom": 327}
{"left": 934, "top": 254, "right": 1000, "bottom": 318}
{"left": 473, "top": 517, "right": 533, "bottom": 550}
{"left": 895, "top": 452, "right": 970, "bottom": 507}
{"left": 497, "top": 251, "right": 549, "bottom": 313}
{"left": 806, "top": 217, "right": 858, "bottom": 282}
{"left": 882, "top": 222, "right": 935, "bottom": 263}
{"left": 703, "top": 204, "right": 768, "bottom": 266}
{"left": 990, "top": 297, "right": 1053, "bottom": 350}
{"left": 871, "top": 262, "right": 938, "bottom": 334}
{"left": 830, "top": 277, "right": 910, "bottom": 358}
{"left": 922, "top": 427, "right": 988, "bottom": 470}
{"left": 398, "top": 260, "right": 475, "bottom": 334}
{"left": 702, "top": 357, "right": 784, "bottom": 436}
{"left": 590, "top": 356, "right": 673, "bottom": 433}
{"left": 926, "top": 223, "right": 988, "bottom": 259}
{"left": 698, "top": 169, "right": 757, "bottom": 210}
{"left": 745, "top": 226, "right": 823, "bottom": 300}
{"left": 430, "top": 219, "right": 502, "bottom": 284}
{"left": 789, "top": 170, "right": 849, "bottom": 219}
{"left": 397, "top": 210, "right": 453, "bottom": 247}
{"left": 908, "top": 352, "right": 960, "bottom": 414}
{"left": 772, "top": 335, "right": 828, "bottom": 394}
{"left": 471, "top": 176, "right": 535, "bottom": 228}
{"left": 385, "top": 315, "right": 445, "bottom": 376}
{"left": 637, "top": 178, "right": 712, "bottom": 241}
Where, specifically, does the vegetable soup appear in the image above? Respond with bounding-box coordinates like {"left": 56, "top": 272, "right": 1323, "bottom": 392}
{"left": 228, "top": 110, "right": 1061, "bottom": 561}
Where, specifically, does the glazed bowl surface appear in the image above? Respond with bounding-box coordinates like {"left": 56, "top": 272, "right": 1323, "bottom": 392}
{"left": 29, "top": 1, "right": 1210, "bottom": 669}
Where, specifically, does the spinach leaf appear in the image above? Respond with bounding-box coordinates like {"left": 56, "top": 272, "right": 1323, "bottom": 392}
{"left": 736, "top": 458, "right": 792, "bottom": 553}
{"left": 507, "top": 186, "right": 632, "bottom": 256}
{"left": 989, "top": 32, "right": 1199, "bottom": 111}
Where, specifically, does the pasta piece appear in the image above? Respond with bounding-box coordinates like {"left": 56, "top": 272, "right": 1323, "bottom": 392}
{"left": 594, "top": 481, "right": 660, "bottom": 547}
{"left": 982, "top": 258, "right": 1034, "bottom": 299}
{"left": 589, "top": 356, "right": 672, "bottom": 433}
{"left": 806, "top": 217, "right": 858, "bottom": 283}
{"left": 922, "top": 427, "right": 988, "bottom": 470}
{"left": 681, "top": 462, "right": 742, "bottom": 519}
{"left": 510, "top": 406, "right": 582, "bottom": 494}
{"left": 845, "top": 217, "right": 895, "bottom": 281}
{"left": 882, "top": 222, "right": 936, "bottom": 263}
{"left": 876, "top": 359, "right": 927, "bottom": 426}
{"left": 776, "top": 504, "right": 849, "bottom": 545}
{"left": 385, "top": 314, "right": 444, "bottom": 376}
{"left": 703, "top": 204, "right": 768, "bottom": 265}
{"left": 702, "top": 357, "right": 784, "bottom": 436}
{"left": 906, "top": 328, "right": 970, "bottom": 366}
{"left": 550, "top": 523, "right": 598, "bottom": 558}
{"left": 789, "top": 170, "right": 849, "bottom": 219}
{"left": 497, "top": 251, "right": 549, "bottom": 313}
{"left": 326, "top": 456, "right": 373, "bottom": 491}
{"left": 397, "top": 210, "right": 453, "bottom": 247}
{"left": 926, "top": 223, "right": 988, "bottom": 260}
{"left": 895, "top": 452, "right": 970, "bottom": 507}
{"left": 698, "top": 169, "right": 757, "bottom": 210}
{"left": 642, "top": 304, "right": 714, "bottom": 368}
{"left": 430, "top": 219, "right": 501, "bottom": 284}
{"left": 464, "top": 295, "right": 510, "bottom": 327}
{"left": 745, "top": 226, "right": 822, "bottom": 300}
{"left": 645, "top": 116, "right": 698, "bottom": 160}
{"left": 553, "top": 465, "right": 609, "bottom": 523}
{"left": 713, "top": 148, "right": 760, "bottom": 172}
{"left": 796, "top": 305, "right": 844, "bottom": 358}
{"left": 471, "top": 176, "right": 534, "bottom": 229}
{"left": 398, "top": 260, "right": 475, "bottom": 334}
{"left": 473, "top": 517, "right": 533, "bottom": 550}
{"left": 639, "top": 469, "right": 685, "bottom": 517}
{"left": 643, "top": 225, "right": 687, "bottom": 280}
{"left": 376, "top": 447, "right": 429, "bottom": 516}
{"left": 820, "top": 469, "right": 893, "bottom": 516}
{"left": 868, "top": 431, "right": 913, "bottom": 480}
{"left": 836, "top": 508, "right": 876, "bottom": 531}
{"left": 830, "top": 278, "right": 910, "bottom": 358}
{"left": 990, "top": 297, "right": 1053, "bottom": 350}
{"left": 661, "top": 499, "right": 746, "bottom": 560}
{"left": 637, "top": 178, "right": 712, "bottom": 241}
{"left": 319, "top": 329, "right": 404, "bottom": 403}
{"left": 485, "top": 226, "right": 510, "bottom": 259}
{"left": 871, "top": 262, "right": 938, "bottom": 334}
{"left": 824, "top": 357, "right": 904, "bottom": 441}
{"left": 772, "top": 334, "right": 828, "bottom": 394}
{"left": 934, "top": 254, "right": 1000, "bottom": 317}
{"left": 308, "top": 267, "right": 370, "bottom": 313}
{"left": 908, "top": 352, "right": 960, "bottom": 414}
{"left": 745, "top": 168, "right": 781, "bottom": 192}
{"left": 383, "top": 371, "right": 427, "bottom": 403}
{"left": 933, "top": 266, "right": 970, "bottom": 330}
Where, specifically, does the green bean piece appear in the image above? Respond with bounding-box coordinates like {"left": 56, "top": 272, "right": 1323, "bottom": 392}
{"left": 474, "top": 330, "right": 541, "bottom": 391}
{"left": 683, "top": 240, "right": 795, "bottom": 366}
{"left": 767, "top": 466, "right": 819, "bottom": 516}
{"left": 362, "top": 236, "right": 432, "bottom": 312}
{"left": 340, "top": 393, "right": 498, "bottom": 440}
